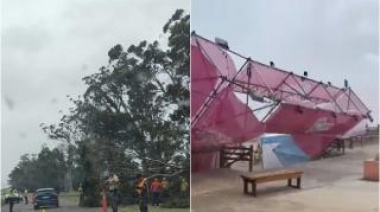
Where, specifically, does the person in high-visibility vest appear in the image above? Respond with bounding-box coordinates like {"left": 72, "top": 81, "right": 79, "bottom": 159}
{"left": 24, "top": 189, "right": 28, "bottom": 205}
{"left": 107, "top": 173, "right": 120, "bottom": 212}
{"left": 136, "top": 174, "right": 148, "bottom": 212}
{"left": 78, "top": 184, "right": 84, "bottom": 206}
{"left": 161, "top": 178, "right": 169, "bottom": 190}
{"left": 180, "top": 177, "right": 189, "bottom": 199}
{"left": 160, "top": 177, "right": 170, "bottom": 203}
{"left": 7, "top": 188, "right": 16, "bottom": 212}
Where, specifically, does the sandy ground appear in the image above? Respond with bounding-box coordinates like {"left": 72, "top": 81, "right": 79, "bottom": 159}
{"left": 191, "top": 143, "right": 379, "bottom": 212}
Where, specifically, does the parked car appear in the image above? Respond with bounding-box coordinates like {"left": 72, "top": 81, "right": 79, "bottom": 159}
{"left": 33, "top": 188, "right": 59, "bottom": 209}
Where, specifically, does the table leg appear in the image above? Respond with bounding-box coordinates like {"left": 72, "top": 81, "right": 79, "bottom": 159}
{"left": 252, "top": 180, "right": 256, "bottom": 197}
{"left": 287, "top": 178, "right": 292, "bottom": 187}
{"left": 244, "top": 180, "right": 248, "bottom": 194}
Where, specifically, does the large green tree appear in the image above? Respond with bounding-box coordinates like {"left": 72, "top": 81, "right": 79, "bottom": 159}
{"left": 41, "top": 9, "right": 189, "bottom": 207}
{"left": 78, "top": 9, "right": 189, "bottom": 174}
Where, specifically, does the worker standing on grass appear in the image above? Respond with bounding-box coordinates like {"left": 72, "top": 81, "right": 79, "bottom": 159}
{"left": 180, "top": 177, "right": 189, "bottom": 199}
{"left": 160, "top": 177, "right": 170, "bottom": 203}
{"left": 24, "top": 189, "right": 28, "bottom": 204}
{"left": 161, "top": 177, "right": 169, "bottom": 190}
{"left": 150, "top": 178, "right": 161, "bottom": 206}
{"left": 78, "top": 184, "right": 84, "bottom": 206}
{"left": 136, "top": 174, "right": 148, "bottom": 212}
{"left": 107, "top": 173, "right": 121, "bottom": 212}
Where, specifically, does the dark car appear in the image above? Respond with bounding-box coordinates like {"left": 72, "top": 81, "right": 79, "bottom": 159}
{"left": 33, "top": 188, "right": 59, "bottom": 210}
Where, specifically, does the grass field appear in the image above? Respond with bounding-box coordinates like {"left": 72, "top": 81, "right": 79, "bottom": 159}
{"left": 59, "top": 191, "right": 80, "bottom": 205}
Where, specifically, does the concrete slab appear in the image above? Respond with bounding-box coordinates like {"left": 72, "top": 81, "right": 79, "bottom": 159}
{"left": 191, "top": 143, "right": 379, "bottom": 212}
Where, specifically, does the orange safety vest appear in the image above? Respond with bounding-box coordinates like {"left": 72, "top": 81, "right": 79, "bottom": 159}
{"left": 161, "top": 180, "right": 169, "bottom": 189}
{"left": 136, "top": 178, "right": 147, "bottom": 194}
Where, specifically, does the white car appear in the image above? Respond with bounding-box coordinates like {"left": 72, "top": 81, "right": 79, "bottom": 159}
{"left": 4, "top": 191, "right": 23, "bottom": 204}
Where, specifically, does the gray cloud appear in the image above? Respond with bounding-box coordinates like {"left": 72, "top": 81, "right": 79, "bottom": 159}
{"left": 2, "top": 25, "right": 52, "bottom": 53}
{"left": 3, "top": 97, "right": 15, "bottom": 110}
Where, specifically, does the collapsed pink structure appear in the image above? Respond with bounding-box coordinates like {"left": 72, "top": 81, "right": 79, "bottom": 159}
{"left": 191, "top": 34, "right": 372, "bottom": 172}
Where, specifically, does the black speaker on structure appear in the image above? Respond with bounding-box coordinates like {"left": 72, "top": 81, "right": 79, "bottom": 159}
{"left": 367, "top": 111, "right": 374, "bottom": 123}
{"left": 215, "top": 37, "right": 229, "bottom": 50}
{"left": 301, "top": 71, "right": 308, "bottom": 81}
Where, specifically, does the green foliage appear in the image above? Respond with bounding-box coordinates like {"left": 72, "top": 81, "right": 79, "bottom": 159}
{"left": 8, "top": 146, "right": 67, "bottom": 192}
{"left": 108, "top": 44, "right": 123, "bottom": 62}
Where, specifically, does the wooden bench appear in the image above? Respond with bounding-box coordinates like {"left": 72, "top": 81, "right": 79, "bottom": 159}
{"left": 240, "top": 169, "right": 303, "bottom": 197}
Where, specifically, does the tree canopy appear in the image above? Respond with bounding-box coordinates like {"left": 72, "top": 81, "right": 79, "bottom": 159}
{"left": 9, "top": 146, "right": 66, "bottom": 192}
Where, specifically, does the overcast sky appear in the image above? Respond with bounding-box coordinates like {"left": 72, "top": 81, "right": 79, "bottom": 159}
{"left": 1, "top": 0, "right": 189, "bottom": 188}
{"left": 1, "top": 0, "right": 379, "bottom": 189}
{"left": 192, "top": 0, "right": 379, "bottom": 130}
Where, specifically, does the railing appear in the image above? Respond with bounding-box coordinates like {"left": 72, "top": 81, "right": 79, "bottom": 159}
{"left": 220, "top": 145, "right": 254, "bottom": 172}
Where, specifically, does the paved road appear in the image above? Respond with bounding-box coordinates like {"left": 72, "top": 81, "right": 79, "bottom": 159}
{"left": 1, "top": 199, "right": 102, "bottom": 212}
